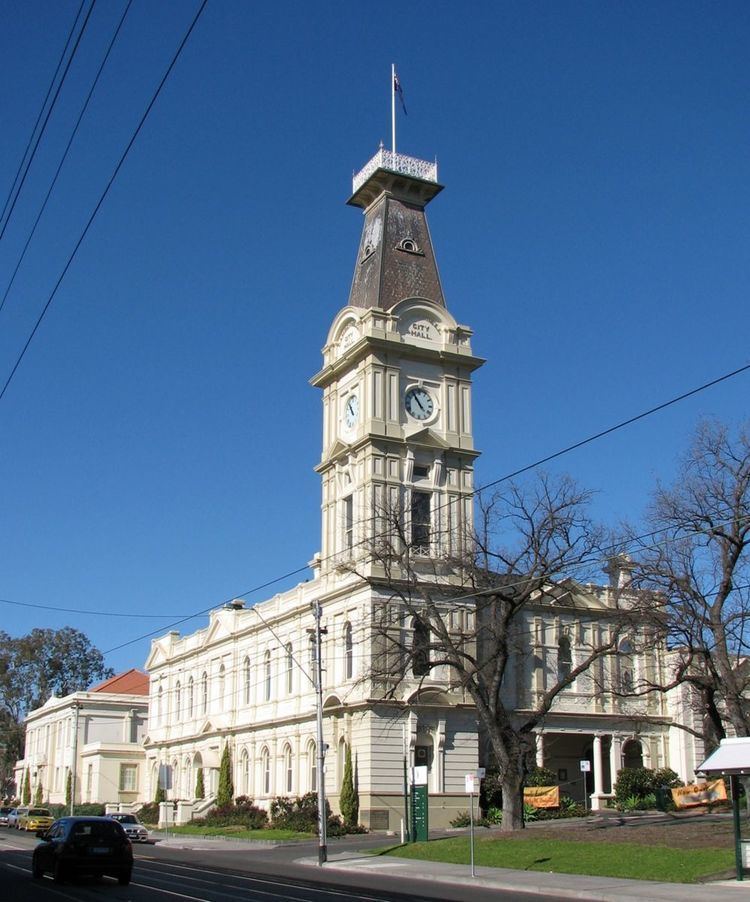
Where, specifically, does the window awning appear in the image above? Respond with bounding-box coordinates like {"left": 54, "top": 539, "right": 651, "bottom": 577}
{"left": 696, "top": 737, "right": 750, "bottom": 776}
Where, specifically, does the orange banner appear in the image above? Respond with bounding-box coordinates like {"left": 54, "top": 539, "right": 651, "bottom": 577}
{"left": 671, "top": 780, "right": 727, "bottom": 808}
{"left": 523, "top": 785, "right": 560, "bottom": 809}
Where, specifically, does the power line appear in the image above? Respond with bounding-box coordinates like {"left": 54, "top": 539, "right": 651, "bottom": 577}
{"left": 0, "top": 596, "right": 183, "bottom": 619}
{"left": 0, "top": 0, "right": 134, "bottom": 317}
{"left": 0, "top": 0, "right": 209, "bottom": 404}
{"left": 0, "top": 0, "right": 86, "bottom": 231}
{"left": 0, "top": 0, "right": 97, "bottom": 244}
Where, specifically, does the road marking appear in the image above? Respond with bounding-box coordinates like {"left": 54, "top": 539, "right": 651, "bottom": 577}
{"left": 131, "top": 880, "right": 214, "bottom": 901}
{"left": 0, "top": 862, "right": 83, "bottom": 900}
{"left": 137, "top": 859, "right": 395, "bottom": 902}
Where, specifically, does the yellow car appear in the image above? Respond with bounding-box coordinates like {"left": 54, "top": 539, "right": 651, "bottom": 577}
{"left": 19, "top": 808, "right": 54, "bottom": 832}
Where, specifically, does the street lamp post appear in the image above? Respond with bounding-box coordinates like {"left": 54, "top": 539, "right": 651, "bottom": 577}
{"left": 70, "top": 701, "right": 81, "bottom": 816}
{"left": 311, "top": 601, "right": 328, "bottom": 865}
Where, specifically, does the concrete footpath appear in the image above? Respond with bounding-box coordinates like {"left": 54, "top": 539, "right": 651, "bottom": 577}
{"left": 300, "top": 852, "right": 750, "bottom": 901}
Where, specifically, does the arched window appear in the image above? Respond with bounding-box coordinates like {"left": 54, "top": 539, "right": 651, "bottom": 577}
{"left": 338, "top": 738, "right": 347, "bottom": 788}
{"left": 175, "top": 682, "right": 181, "bottom": 721}
{"left": 344, "top": 622, "right": 353, "bottom": 680}
{"left": 412, "top": 618, "right": 430, "bottom": 676}
{"left": 309, "top": 635, "right": 317, "bottom": 689}
{"left": 557, "top": 635, "right": 572, "bottom": 682}
{"left": 156, "top": 685, "right": 163, "bottom": 724}
{"left": 244, "top": 657, "right": 251, "bottom": 705}
{"left": 171, "top": 759, "right": 179, "bottom": 800}
{"left": 283, "top": 744, "right": 293, "bottom": 793}
{"left": 201, "top": 672, "right": 208, "bottom": 715}
{"left": 264, "top": 650, "right": 272, "bottom": 701}
{"left": 241, "top": 749, "right": 250, "bottom": 796}
{"left": 188, "top": 677, "right": 194, "bottom": 718}
{"left": 285, "top": 643, "right": 294, "bottom": 694}
{"left": 218, "top": 664, "right": 226, "bottom": 709}
{"left": 261, "top": 747, "right": 271, "bottom": 795}
{"left": 308, "top": 741, "right": 317, "bottom": 792}
{"left": 184, "top": 756, "right": 192, "bottom": 798}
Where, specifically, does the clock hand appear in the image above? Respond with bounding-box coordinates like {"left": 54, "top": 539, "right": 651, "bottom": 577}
{"left": 415, "top": 395, "right": 425, "bottom": 412}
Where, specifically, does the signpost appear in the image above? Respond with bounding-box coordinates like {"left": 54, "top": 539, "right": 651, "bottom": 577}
{"left": 465, "top": 768, "right": 485, "bottom": 878}
{"left": 410, "top": 766, "right": 429, "bottom": 842}
{"left": 579, "top": 759, "right": 591, "bottom": 813}
{"left": 159, "top": 764, "right": 172, "bottom": 840}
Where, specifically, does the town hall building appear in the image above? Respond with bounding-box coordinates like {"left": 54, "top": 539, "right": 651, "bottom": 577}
{"left": 141, "top": 147, "right": 699, "bottom": 827}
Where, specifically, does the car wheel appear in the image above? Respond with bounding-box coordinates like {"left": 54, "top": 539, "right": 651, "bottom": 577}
{"left": 118, "top": 869, "right": 132, "bottom": 886}
{"left": 31, "top": 856, "right": 43, "bottom": 880}
{"left": 53, "top": 861, "right": 67, "bottom": 884}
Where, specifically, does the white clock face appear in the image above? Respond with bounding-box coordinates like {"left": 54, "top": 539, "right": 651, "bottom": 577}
{"left": 405, "top": 387, "right": 434, "bottom": 421}
{"left": 344, "top": 394, "right": 359, "bottom": 429}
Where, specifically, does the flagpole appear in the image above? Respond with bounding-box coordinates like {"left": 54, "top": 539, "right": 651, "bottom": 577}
{"left": 391, "top": 63, "right": 396, "bottom": 154}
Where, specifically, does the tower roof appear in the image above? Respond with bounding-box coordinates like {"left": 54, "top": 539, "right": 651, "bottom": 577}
{"left": 347, "top": 148, "right": 446, "bottom": 312}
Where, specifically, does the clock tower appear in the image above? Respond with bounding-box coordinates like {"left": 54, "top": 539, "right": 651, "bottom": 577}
{"left": 311, "top": 147, "right": 484, "bottom": 575}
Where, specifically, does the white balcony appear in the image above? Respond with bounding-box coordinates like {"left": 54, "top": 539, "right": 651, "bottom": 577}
{"left": 352, "top": 149, "right": 438, "bottom": 194}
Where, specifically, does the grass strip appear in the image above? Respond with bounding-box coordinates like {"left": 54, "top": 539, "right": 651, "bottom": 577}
{"left": 384, "top": 836, "right": 733, "bottom": 883}
{"left": 157, "top": 825, "right": 314, "bottom": 841}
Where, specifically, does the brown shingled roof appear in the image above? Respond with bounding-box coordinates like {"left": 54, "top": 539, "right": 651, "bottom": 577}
{"left": 90, "top": 668, "right": 149, "bottom": 696}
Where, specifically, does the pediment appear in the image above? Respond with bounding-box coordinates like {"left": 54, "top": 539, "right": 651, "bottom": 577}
{"left": 404, "top": 427, "right": 450, "bottom": 450}
{"left": 203, "top": 615, "right": 235, "bottom": 647}
{"left": 536, "top": 579, "right": 607, "bottom": 611}
{"left": 322, "top": 438, "right": 352, "bottom": 463}
{"left": 144, "top": 642, "right": 170, "bottom": 671}
{"left": 198, "top": 719, "right": 216, "bottom": 735}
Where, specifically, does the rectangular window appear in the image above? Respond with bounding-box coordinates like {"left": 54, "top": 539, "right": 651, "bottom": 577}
{"left": 119, "top": 764, "right": 138, "bottom": 792}
{"left": 344, "top": 496, "right": 353, "bottom": 552}
{"left": 411, "top": 491, "right": 431, "bottom": 550}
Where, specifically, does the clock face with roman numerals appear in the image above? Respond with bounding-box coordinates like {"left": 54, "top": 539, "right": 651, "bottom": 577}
{"left": 404, "top": 387, "right": 434, "bottom": 421}
{"left": 344, "top": 394, "right": 359, "bottom": 429}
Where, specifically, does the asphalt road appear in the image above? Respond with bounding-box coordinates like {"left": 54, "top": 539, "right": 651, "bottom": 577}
{"left": 0, "top": 827, "right": 566, "bottom": 901}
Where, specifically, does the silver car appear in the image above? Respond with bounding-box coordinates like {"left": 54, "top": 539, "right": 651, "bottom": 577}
{"left": 108, "top": 813, "right": 149, "bottom": 842}
{"left": 0, "top": 806, "right": 13, "bottom": 826}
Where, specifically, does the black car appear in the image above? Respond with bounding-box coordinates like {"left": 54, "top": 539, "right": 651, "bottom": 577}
{"left": 32, "top": 816, "right": 133, "bottom": 884}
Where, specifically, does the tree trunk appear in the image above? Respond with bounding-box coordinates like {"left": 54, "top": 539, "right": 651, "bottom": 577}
{"left": 500, "top": 768, "right": 525, "bottom": 832}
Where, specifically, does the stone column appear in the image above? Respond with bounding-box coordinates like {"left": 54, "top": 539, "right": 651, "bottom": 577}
{"left": 591, "top": 734, "right": 604, "bottom": 809}
{"left": 535, "top": 732, "right": 545, "bottom": 768}
{"left": 609, "top": 735, "right": 621, "bottom": 794}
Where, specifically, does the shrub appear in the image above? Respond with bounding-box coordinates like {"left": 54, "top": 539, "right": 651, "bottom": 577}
{"left": 614, "top": 767, "right": 656, "bottom": 804}
{"left": 486, "top": 806, "right": 502, "bottom": 824}
{"left": 653, "top": 768, "right": 683, "bottom": 788}
{"left": 190, "top": 798, "right": 268, "bottom": 830}
{"left": 450, "top": 810, "right": 490, "bottom": 828}
{"left": 523, "top": 803, "right": 539, "bottom": 822}
{"left": 137, "top": 802, "right": 160, "bottom": 825}
{"left": 216, "top": 745, "right": 234, "bottom": 807}
{"left": 339, "top": 744, "right": 359, "bottom": 826}
{"left": 270, "top": 792, "right": 328, "bottom": 833}
{"left": 525, "top": 766, "right": 557, "bottom": 787}
{"left": 195, "top": 767, "right": 205, "bottom": 800}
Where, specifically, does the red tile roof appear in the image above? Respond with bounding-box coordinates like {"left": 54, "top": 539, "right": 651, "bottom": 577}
{"left": 90, "top": 669, "right": 149, "bottom": 696}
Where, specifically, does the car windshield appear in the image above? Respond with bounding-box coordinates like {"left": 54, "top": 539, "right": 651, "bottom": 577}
{"left": 113, "top": 815, "right": 137, "bottom": 824}
{"left": 29, "top": 809, "right": 51, "bottom": 816}
{"left": 0, "top": 807, "right": 12, "bottom": 814}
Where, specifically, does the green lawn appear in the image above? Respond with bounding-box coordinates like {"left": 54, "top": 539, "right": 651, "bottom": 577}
{"left": 155, "top": 825, "right": 314, "bottom": 841}
{"left": 383, "top": 837, "right": 733, "bottom": 883}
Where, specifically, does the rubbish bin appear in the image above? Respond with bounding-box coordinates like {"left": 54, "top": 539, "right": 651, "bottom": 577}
{"left": 655, "top": 787, "right": 670, "bottom": 811}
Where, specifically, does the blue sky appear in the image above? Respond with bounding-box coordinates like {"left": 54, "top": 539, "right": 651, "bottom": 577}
{"left": 0, "top": 0, "right": 748, "bottom": 675}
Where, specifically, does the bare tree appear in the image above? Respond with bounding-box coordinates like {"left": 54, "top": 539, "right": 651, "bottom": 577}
{"left": 626, "top": 420, "right": 750, "bottom": 746}
{"left": 350, "top": 473, "right": 643, "bottom": 831}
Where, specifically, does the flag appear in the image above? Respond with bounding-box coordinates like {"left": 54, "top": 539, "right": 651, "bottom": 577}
{"left": 394, "top": 72, "right": 407, "bottom": 115}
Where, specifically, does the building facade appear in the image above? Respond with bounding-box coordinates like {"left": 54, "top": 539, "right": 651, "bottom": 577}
{"left": 143, "top": 147, "right": 703, "bottom": 826}
{"left": 14, "top": 669, "right": 149, "bottom": 807}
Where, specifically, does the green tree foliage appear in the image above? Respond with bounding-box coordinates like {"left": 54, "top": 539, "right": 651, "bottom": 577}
{"left": 339, "top": 743, "right": 359, "bottom": 825}
{"left": 154, "top": 784, "right": 166, "bottom": 804}
{"left": 65, "top": 770, "right": 72, "bottom": 807}
{"left": 195, "top": 767, "right": 205, "bottom": 800}
{"left": 217, "top": 744, "right": 234, "bottom": 806}
{"left": 614, "top": 767, "right": 683, "bottom": 804}
{"left": 34, "top": 781, "right": 44, "bottom": 806}
{"left": 525, "top": 766, "right": 558, "bottom": 787}
{"left": 22, "top": 770, "right": 31, "bottom": 805}
{"left": 0, "top": 627, "right": 112, "bottom": 795}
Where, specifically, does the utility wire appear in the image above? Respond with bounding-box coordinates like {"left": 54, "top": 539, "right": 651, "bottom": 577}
{"left": 0, "top": 0, "right": 86, "bottom": 231}
{"left": 0, "top": 0, "right": 97, "bottom": 244}
{"left": 0, "top": 0, "right": 134, "bottom": 317}
{"left": 0, "top": 596, "right": 181, "bottom": 618}
{"left": 0, "top": 0, "right": 209, "bottom": 404}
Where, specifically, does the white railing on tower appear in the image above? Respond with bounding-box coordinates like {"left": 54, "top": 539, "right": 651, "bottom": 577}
{"left": 352, "top": 149, "right": 438, "bottom": 194}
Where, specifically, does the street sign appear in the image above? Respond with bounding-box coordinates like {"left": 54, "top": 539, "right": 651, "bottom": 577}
{"left": 412, "top": 765, "right": 428, "bottom": 786}
{"left": 410, "top": 784, "right": 429, "bottom": 841}
{"left": 465, "top": 773, "right": 478, "bottom": 794}
{"left": 158, "top": 764, "right": 172, "bottom": 790}
{"left": 476, "top": 767, "right": 486, "bottom": 779}
{"left": 579, "top": 760, "right": 591, "bottom": 773}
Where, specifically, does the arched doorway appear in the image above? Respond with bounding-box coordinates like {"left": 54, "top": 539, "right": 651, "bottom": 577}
{"left": 623, "top": 739, "right": 643, "bottom": 770}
